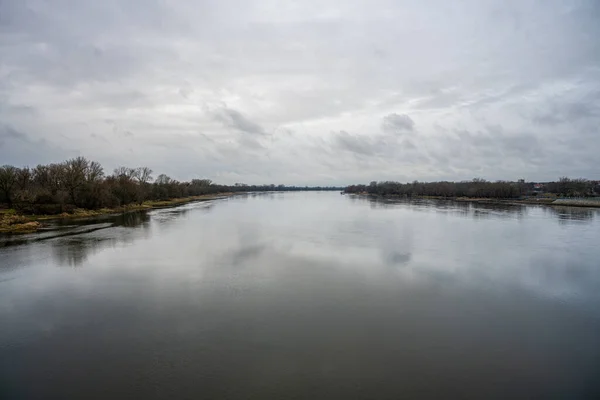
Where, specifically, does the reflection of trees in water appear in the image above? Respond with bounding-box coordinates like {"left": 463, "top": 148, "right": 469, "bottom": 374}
{"left": 52, "top": 236, "right": 119, "bottom": 267}
{"left": 361, "top": 196, "right": 526, "bottom": 220}
{"left": 468, "top": 203, "right": 525, "bottom": 220}
{"left": 196, "top": 204, "right": 214, "bottom": 214}
{"left": 233, "top": 192, "right": 280, "bottom": 201}
{"left": 113, "top": 211, "right": 150, "bottom": 228}
{"left": 410, "top": 197, "right": 594, "bottom": 224}
{"left": 543, "top": 206, "right": 597, "bottom": 225}
{"left": 150, "top": 208, "right": 193, "bottom": 228}
{"left": 151, "top": 204, "right": 218, "bottom": 225}
{"left": 255, "top": 192, "right": 279, "bottom": 200}
{"left": 51, "top": 211, "right": 151, "bottom": 267}
{"left": 351, "top": 195, "right": 598, "bottom": 224}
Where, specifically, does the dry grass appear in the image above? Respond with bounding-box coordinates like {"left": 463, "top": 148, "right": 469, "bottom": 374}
{"left": 1, "top": 193, "right": 234, "bottom": 232}
{"left": 0, "top": 211, "right": 42, "bottom": 233}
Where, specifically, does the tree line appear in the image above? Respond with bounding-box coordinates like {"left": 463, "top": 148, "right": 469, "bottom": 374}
{"left": 0, "top": 157, "right": 341, "bottom": 214}
{"left": 344, "top": 178, "right": 600, "bottom": 198}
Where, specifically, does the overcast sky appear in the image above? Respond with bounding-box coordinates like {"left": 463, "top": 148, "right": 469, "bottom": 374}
{"left": 1, "top": 0, "right": 599, "bottom": 185}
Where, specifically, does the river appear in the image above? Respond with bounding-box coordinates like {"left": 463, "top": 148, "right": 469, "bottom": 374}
{"left": 1, "top": 192, "right": 599, "bottom": 399}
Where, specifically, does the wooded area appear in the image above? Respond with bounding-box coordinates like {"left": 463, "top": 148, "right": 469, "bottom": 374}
{"left": 0, "top": 157, "right": 341, "bottom": 215}
{"left": 344, "top": 178, "right": 600, "bottom": 198}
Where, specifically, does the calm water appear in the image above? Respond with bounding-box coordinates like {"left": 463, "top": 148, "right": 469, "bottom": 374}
{"left": 1, "top": 192, "right": 600, "bottom": 399}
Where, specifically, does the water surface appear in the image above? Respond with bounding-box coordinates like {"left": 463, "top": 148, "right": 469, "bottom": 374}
{"left": 1, "top": 192, "right": 599, "bottom": 399}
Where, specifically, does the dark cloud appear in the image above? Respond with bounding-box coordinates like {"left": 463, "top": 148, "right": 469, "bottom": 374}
{"left": 531, "top": 98, "right": 600, "bottom": 126}
{"left": 0, "top": 125, "right": 72, "bottom": 166}
{"left": 0, "top": 125, "right": 27, "bottom": 141}
{"left": 331, "top": 129, "right": 425, "bottom": 163}
{"left": 179, "top": 86, "right": 193, "bottom": 99}
{"left": 0, "top": 100, "right": 36, "bottom": 116}
{"left": 416, "top": 125, "right": 549, "bottom": 179}
{"left": 455, "top": 127, "right": 541, "bottom": 158}
{"left": 401, "top": 139, "right": 417, "bottom": 150}
{"left": 214, "top": 108, "right": 266, "bottom": 136}
{"left": 238, "top": 135, "right": 266, "bottom": 150}
{"left": 90, "top": 133, "right": 110, "bottom": 143}
{"left": 333, "top": 131, "right": 376, "bottom": 156}
{"left": 381, "top": 113, "right": 414, "bottom": 134}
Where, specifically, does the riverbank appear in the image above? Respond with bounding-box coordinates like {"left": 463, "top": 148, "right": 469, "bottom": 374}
{"left": 346, "top": 193, "right": 600, "bottom": 208}
{"left": 458, "top": 197, "right": 600, "bottom": 207}
{"left": 0, "top": 193, "right": 233, "bottom": 234}
{"left": 454, "top": 197, "right": 556, "bottom": 206}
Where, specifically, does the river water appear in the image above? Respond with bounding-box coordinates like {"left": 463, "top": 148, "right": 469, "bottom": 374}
{"left": 1, "top": 192, "right": 599, "bottom": 399}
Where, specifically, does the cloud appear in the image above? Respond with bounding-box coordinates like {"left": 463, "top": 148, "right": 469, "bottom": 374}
{"left": 532, "top": 99, "right": 600, "bottom": 126}
{"left": 0, "top": 0, "right": 599, "bottom": 184}
{"left": 329, "top": 124, "right": 428, "bottom": 173}
{"left": 214, "top": 107, "right": 267, "bottom": 136}
{"left": 0, "top": 100, "right": 37, "bottom": 116}
{"left": 0, "top": 125, "right": 27, "bottom": 141}
{"left": 0, "top": 125, "right": 72, "bottom": 166}
{"left": 455, "top": 126, "right": 541, "bottom": 159}
{"left": 381, "top": 113, "right": 414, "bottom": 134}
{"left": 333, "top": 131, "right": 377, "bottom": 156}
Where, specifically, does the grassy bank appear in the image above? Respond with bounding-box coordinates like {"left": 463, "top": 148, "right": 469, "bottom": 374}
{"left": 0, "top": 210, "right": 42, "bottom": 233}
{"left": 0, "top": 193, "right": 233, "bottom": 234}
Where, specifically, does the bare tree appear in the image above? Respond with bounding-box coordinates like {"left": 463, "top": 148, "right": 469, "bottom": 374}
{"left": 63, "top": 157, "right": 90, "bottom": 206}
{"left": 48, "top": 163, "right": 66, "bottom": 196}
{"left": 112, "top": 167, "right": 138, "bottom": 205}
{"left": 0, "top": 165, "right": 18, "bottom": 207}
{"left": 33, "top": 165, "right": 50, "bottom": 187}
{"left": 15, "top": 167, "right": 31, "bottom": 190}
{"left": 155, "top": 174, "right": 172, "bottom": 185}
{"left": 135, "top": 167, "right": 153, "bottom": 184}
{"left": 113, "top": 166, "right": 137, "bottom": 179}
{"left": 87, "top": 161, "right": 104, "bottom": 182}
{"left": 134, "top": 167, "right": 153, "bottom": 204}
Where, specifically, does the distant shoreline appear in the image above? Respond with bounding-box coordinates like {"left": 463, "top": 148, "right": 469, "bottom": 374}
{"left": 0, "top": 193, "right": 234, "bottom": 234}
{"left": 345, "top": 193, "right": 600, "bottom": 208}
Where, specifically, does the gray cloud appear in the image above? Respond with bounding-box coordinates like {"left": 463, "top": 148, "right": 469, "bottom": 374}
{"left": 381, "top": 113, "right": 414, "bottom": 134}
{"left": 214, "top": 108, "right": 267, "bottom": 136}
{"left": 0, "top": 125, "right": 27, "bottom": 141}
{"left": 0, "top": 125, "right": 72, "bottom": 166}
{"left": 532, "top": 98, "right": 600, "bottom": 126}
{"left": 1, "top": 0, "right": 599, "bottom": 184}
{"left": 330, "top": 123, "right": 427, "bottom": 167}
{"left": 455, "top": 126, "right": 541, "bottom": 159}
{"left": 0, "top": 99, "right": 36, "bottom": 116}
{"left": 333, "top": 131, "right": 377, "bottom": 156}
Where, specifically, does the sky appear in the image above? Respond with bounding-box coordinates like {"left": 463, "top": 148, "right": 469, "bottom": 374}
{"left": 1, "top": 0, "right": 599, "bottom": 185}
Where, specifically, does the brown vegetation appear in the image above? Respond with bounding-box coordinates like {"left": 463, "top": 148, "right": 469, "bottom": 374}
{"left": 0, "top": 157, "right": 341, "bottom": 233}
{"left": 0, "top": 210, "right": 41, "bottom": 233}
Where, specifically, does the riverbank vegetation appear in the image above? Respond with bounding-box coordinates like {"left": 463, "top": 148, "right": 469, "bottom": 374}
{"left": 344, "top": 178, "right": 600, "bottom": 199}
{"left": 0, "top": 157, "right": 341, "bottom": 232}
